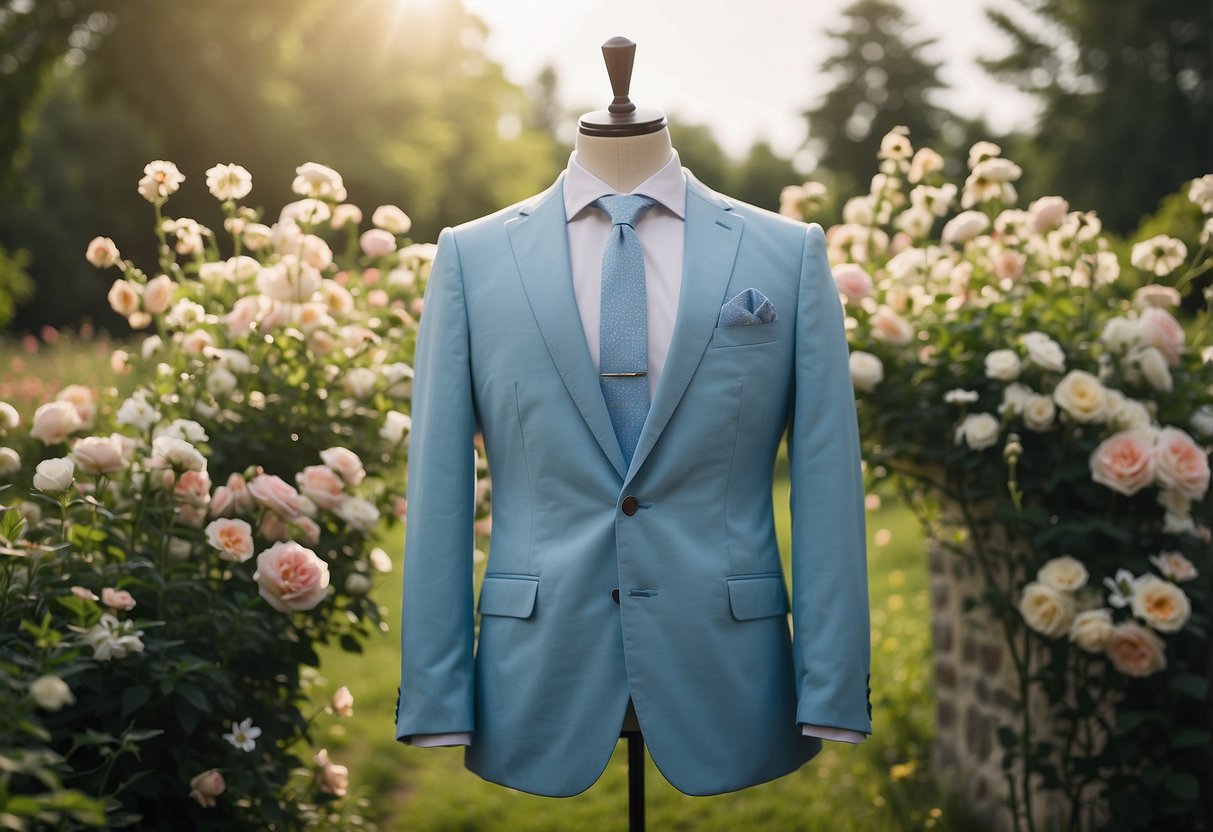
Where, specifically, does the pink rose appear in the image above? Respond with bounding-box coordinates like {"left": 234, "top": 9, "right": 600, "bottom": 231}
{"left": 205, "top": 518, "right": 255, "bottom": 563}
{"left": 210, "top": 472, "right": 255, "bottom": 518}
{"left": 225, "top": 295, "right": 262, "bottom": 338}
{"left": 70, "top": 585, "right": 98, "bottom": 601}
{"left": 359, "top": 229, "right": 396, "bottom": 258}
{"left": 295, "top": 465, "right": 346, "bottom": 510}
{"left": 319, "top": 447, "right": 366, "bottom": 487}
{"left": 188, "top": 769, "right": 225, "bottom": 808}
{"left": 253, "top": 540, "right": 330, "bottom": 612}
{"left": 992, "top": 249, "right": 1025, "bottom": 281}
{"left": 1137, "top": 306, "right": 1185, "bottom": 366}
{"left": 248, "top": 473, "right": 302, "bottom": 518}
{"left": 259, "top": 511, "right": 287, "bottom": 542}
{"left": 174, "top": 470, "right": 213, "bottom": 528}
{"left": 29, "top": 400, "right": 82, "bottom": 445}
{"left": 101, "top": 587, "right": 137, "bottom": 611}
{"left": 1152, "top": 427, "right": 1210, "bottom": 500}
{"left": 1106, "top": 621, "right": 1167, "bottom": 677}
{"left": 832, "top": 263, "right": 873, "bottom": 301}
{"left": 287, "top": 514, "right": 321, "bottom": 546}
{"left": 1089, "top": 430, "right": 1155, "bottom": 496}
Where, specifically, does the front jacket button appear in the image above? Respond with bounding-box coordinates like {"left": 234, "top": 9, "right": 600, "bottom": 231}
{"left": 611, "top": 588, "right": 620, "bottom": 604}
{"left": 621, "top": 495, "right": 639, "bottom": 515}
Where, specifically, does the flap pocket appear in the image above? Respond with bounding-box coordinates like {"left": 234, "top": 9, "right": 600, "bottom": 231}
{"left": 478, "top": 573, "right": 539, "bottom": 618}
{"left": 726, "top": 573, "right": 790, "bottom": 620}
{"left": 711, "top": 319, "right": 781, "bottom": 348}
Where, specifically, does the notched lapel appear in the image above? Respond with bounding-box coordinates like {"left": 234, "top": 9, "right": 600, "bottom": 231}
{"left": 505, "top": 175, "right": 629, "bottom": 479}
{"left": 625, "top": 175, "right": 743, "bottom": 485}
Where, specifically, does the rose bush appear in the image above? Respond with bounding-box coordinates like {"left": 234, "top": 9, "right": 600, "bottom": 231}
{"left": 0, "top": 159, "right": 488, "bottom": 829}
{"left": 784, "top": 128, "right": 1211, "bottom": 829}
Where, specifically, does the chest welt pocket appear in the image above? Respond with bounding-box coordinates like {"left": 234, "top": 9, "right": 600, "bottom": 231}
{"left": 710, "top": 319, "right": 781, "bottom": 349}
{"left": 478, "top": 573, "right": 539, "bottom": 618}
{"left": 726, "top": 572, "right": 790, "bottom": 620}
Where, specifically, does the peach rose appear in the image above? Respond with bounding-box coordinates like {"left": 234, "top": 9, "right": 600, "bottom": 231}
{"left": 330, "top": 686, "right": 354, "bottom": 717}
{"left": 320, "top": 446, "right": 366, "bottom": 486}
{"left": 296, "top": 465, "right": 346, "bottom": 510}
{"left": 188, "top": 769, "right": 225, "bottom": 808}
{"left": 360, "top": 228, "right": 396, "bottom": 258}
{"left": 1068, "top": 608, "right": 1114, "bottom": 652}
{"left": 1089, "top": 430, "right": 1155, "bottom": 496}
{"left": 107, "top": 279, "right": 142, "bottom": 317}
{"left": 1137, "top": 306, "right": 1185, "bottom": 365}
{"left": 992, "top": 248, "right": 1026, "bottom": 281}
{"left": 101, "top": 587, "right": 136, "bottom": 611}
{"left": 1152, "top": 427, "right": 1210, "bottom": 500}
{"left": 247, "top": 473, "right": 303, "bottom": 518}
{"left": 29, "top": 400, "right": 82, "bottom": 445}
{"left": 86, "top": 236, "right": 120, "bottom": 268}
{"left": 1148, "top": 551, "right": 1198, "bottom": 583}
{"left": 313, "top": 749, "right": 349, "bottom": 797}
{"left": 1106, "top": 621, "right": 1167, "bottom": 677}
{"left": 56, "top": 385, "right": 96, "bottom": 431}
{"left": 1130, "top": 574, "right": 1191, "bottom": 633}
{"left": 143, "top": 274, "right": 175, "bottom": 315}
{"left": 1018, "top": 581, "right": 1076, "bottom": 638}
{"left": 253, "top": 540, "right": 330, "bottom": 612}
{"left": 205, "top": 518, "right": 255, "bottom": 563}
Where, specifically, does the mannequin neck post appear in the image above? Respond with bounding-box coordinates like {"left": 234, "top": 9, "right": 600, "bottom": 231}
{"left": 574, "top": 127, "right": 675, "bottom": 193}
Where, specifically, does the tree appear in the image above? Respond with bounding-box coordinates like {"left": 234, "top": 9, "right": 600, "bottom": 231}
{"left": 982, "top": 0, "right": 1212, "bottom": 232}
{"left": 801, "top": 0, "right": 956, "bottom": 195}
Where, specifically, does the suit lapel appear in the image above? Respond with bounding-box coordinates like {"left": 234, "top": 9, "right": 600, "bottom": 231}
{"left": 624, "top": 173, "right": 743, "bottom": 486}
{"left": 506, "top": 174, "right": 629, "bottom": 479}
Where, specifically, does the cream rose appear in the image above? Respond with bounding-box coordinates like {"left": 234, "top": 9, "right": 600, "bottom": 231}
{"left": 1052, "top": 369, "right": 1107, "bottom": 424}
{"left": 954, "top": 412, "right": 1000, "bottom": 451}
{"left": 941, "top": 210, "right": 990, "bottom": 245}
{"left": 1022, "top": 393, "right": 1056, "bottom": 432}
{"left": 1028, "top": 196, "right": 1069, "bottom": 231}
{"left": 330, "top": 686, "right": 354, "bottom": 717}
{"left": 372, "top": 204, "right": 412, "bottom": 235}
{"left": 1089, "top": 430, "right": 1155, "bottom": 496}
{"left": 253, "top": 540, "right": 330, "bottom": 612}
{"left": 1068, "top": 608, "right": 1113, "bottom": 653}
{"left": 69, "top": 434, "right": 129, "bottom": 475}
{"left": 1037, "top": 555, "right": 1088, "bottom": 591}
{"left": 849, "top": 351, "right": 884, "bottom": 393}
{"left": 188, "top": 769, "right": 226, "bottom": 808}
{"left": 1018, "top": 580, "right": 1076, "bottom": 638}
{"left": 1100, "top": 317, "right": 1140, "bottom": 353}
{"left": 1130, "top": 574, "right": 1192, "bottom": 633}
{"left": 1106, "top": 621, "right": 1167, "bottom": 677}
{"left": 984, "top": 349, "right": 1021, "bottom": 381}
{"left": 30, "top": 400, "right": 82, "bottom": 445}
{"left": 0, "top": 447, "right": 19, "bottom": 476}
{"left": 1152, "top": 426, "right": 1210, "bottom": 500}
{"left": 29, "top": 675, "right": 75, "bottom": 711}
{"left": 334, "top": 496, "right": 380, "bottom": 533}
{"left": 1021, "top": 331, "right": 1066, "bottom": 373}
{"left": 205, "top": 518, "right": 255, "bottom": 563}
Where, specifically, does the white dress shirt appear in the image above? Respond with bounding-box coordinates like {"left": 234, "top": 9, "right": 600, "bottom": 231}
{"left": 407, "top": 151, "right": 867, "bottom": 748}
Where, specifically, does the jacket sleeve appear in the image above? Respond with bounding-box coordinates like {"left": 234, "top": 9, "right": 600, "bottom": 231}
{"left": 396, "top": 226, "right": 478, "bottom": 740}
{"left": 787, "top": 222, "right": 873, "bottom": 736}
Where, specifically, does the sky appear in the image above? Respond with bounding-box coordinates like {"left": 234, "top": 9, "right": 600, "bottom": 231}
{"left": 459, "top": 0, "right": 1040, "bottom": 166}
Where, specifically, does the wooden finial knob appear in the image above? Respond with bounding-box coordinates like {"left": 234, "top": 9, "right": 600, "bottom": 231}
{"left": 602, "top": 36, "right": 637, "bottom": 115}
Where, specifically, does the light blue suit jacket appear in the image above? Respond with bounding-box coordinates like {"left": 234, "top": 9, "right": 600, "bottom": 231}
{"left": 395, "top": 170, "right": 872, "bottom": 797}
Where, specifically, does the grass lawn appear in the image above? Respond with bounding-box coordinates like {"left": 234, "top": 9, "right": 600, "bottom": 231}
{"left": 317, "top": 457, "right": 976, "bottom": 831}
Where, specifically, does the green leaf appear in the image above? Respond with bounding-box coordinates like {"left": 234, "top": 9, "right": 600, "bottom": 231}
{"left": 1170, "top": 728, "right": 1212, "bottom": 750}
{"left": 1164, "top": 772, "right": 1199, "bottom": 801}
{"left": 1169, "top": 673, "right": 1209, "bottom": 700}
{"left": 176, "top": 684, "right": 208, "bottom": 713}
{"left": 339, "top": 634, "right": 363, "bottom": 654}
{"left": 120, "top": 686, "right": 151, "bottom": 718}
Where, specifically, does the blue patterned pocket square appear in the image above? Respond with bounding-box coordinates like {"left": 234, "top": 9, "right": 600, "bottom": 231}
{"left": 718, "top": 288, "right": 778, "bottom": 326}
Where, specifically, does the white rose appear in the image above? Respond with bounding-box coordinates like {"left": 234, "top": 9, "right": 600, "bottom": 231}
{"left": 0, "top": 401, "right": 18, "bottom": 431}
{"left": 242, "top": 223, "right": 273, "bottom": 250}
{"left": 1068, "top": 608, "right": 1114, "bottom": 652}
{"left": 334, "top": 496, "right": 380, "bottom": 533}
{"left": 849, "top": 351, "right": 884, "bottom": 393}
{"left": 372, "top": 205, "right": 412, "bottom": 235}
{"left": 1052, "top": 370, "right": 1107, "bottom": 424}
{"left": 0, "top": 446, "right": 20, "bottom": 476}
{"left": 205, "top": 163, "right": 252, "bottom": 201}
{"left": 941, "top": 210, "right": 990, "bottom": 245}
{"left": 1100, "top": 317, "right": 1140, "bottom": 353}
{"left": 1037, "top": 555, "right": 1088, "bottom": 591}
{"left": 331, "top": 204, "right": 363, "bottom": 229}
{"left": 206, "top": 367, "right": 238, "bottom": 396}
{"left": 954, "top": 412, "right": 1000, "bottom": 451}
{"left": 342, "top": 368, "right": 378, "bottom": 400}
{"left": 1028, "top": 196, "right": 1069, "bottom": 231}
{"left": 33, "top": 456, "right": 75, "bottom": 494}
{"left": 345, "top": 573, "right": 372, "bottom": 595}
{"left": 115, "top": 393, "right": 160, "bottom": 431}
{"left": 29, "top": 675, "right": 75, "bottom": 711}
{"left": 1128, "top": 346, "right": 1173, "bottom": 392}
{"left": 292, "top": 162, "right": 346, "bottom": 201}
{"left": 1192, "top": 405, "right": 1213, "bottom": 437}
{"left": 1022, "top": 393, "right": 1056, "bottom": 431}
{"left": 1021, "top": 331, "right": 1066, "bottom": 373}
{"left": 999, "top": 382, "right": 1033, "bottom": 417}
{"left": 984, "top": 349, "right": 1021, "bottom": 381}
{"left": 380, "top": 411, "right": 411, "bottom": 445}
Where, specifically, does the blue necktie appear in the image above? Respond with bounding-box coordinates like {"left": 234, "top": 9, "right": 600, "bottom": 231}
{"left": 594, "top": 194, "right": 657, "bottom": 468}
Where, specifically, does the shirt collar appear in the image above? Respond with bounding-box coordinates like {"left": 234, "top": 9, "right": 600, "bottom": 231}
{"left": 563, "top": 148, "right": 686, "bottom": 222}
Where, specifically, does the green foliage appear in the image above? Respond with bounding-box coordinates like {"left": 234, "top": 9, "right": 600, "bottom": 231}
{"left": 0, "top": 244, "right": 34, "bottom": 330}
{"left": 981, "top": 0, "right": 1213, "bottom": 233}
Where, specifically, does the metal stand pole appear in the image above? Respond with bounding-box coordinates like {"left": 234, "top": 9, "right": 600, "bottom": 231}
{"left": 624, "top": 730, "right": 645, "bottom": 832}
